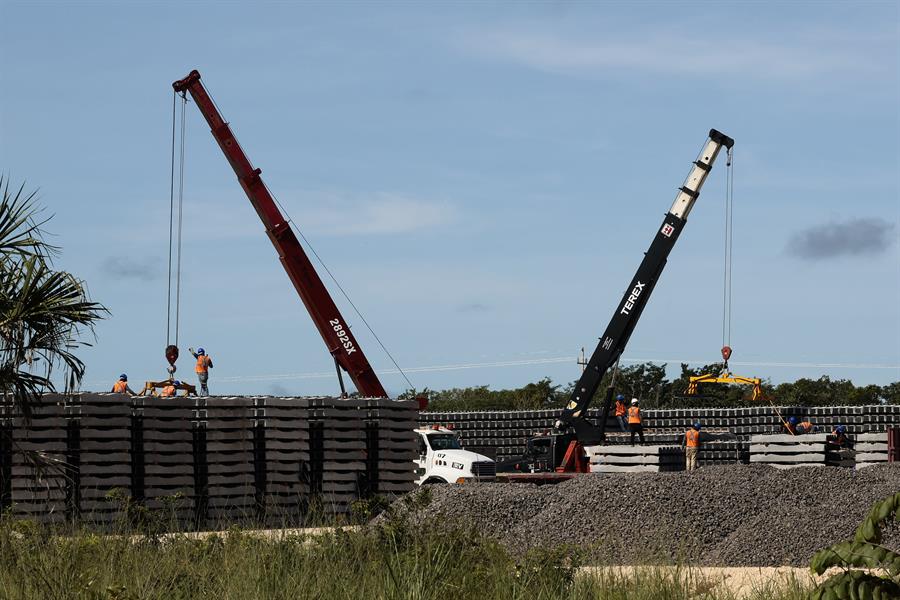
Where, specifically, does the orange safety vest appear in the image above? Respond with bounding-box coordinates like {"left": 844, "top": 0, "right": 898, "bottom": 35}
{"left": 195, "top": 355, "right": 211, "bottom": 373}
{"left": 161, "top": 385, "right": 176, "bottom": 397}
{"left": 112, "top": 380, "right": 128, "bottom": 393}
{"left": 686, "top": 429, "right": 700, "bottom": 448}
{"left": 614, "top": 401, "right": 626, "bottom": 417}
{"left": 627, "top": 406, "right": 641, "bottom": 424}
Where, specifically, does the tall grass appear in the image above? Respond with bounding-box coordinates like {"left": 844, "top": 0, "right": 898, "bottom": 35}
{"left": 0, "top": 496, "right": 811, "bottom": 600}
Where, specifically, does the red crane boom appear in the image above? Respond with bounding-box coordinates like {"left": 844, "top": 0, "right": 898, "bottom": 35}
{"left": 172, "top": 69, "right": 388, "bottom": 398}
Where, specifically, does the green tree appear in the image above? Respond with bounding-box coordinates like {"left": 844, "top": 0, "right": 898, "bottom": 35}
{"left": 0, "top": 177, "right": 107, "bottom": 414}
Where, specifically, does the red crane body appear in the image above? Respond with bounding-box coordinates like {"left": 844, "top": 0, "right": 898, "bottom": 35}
{"left": 172, "top": 69, "right": 388, "bottom": 398}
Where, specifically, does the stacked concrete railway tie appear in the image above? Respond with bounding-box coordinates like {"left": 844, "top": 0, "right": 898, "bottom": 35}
{"left": 0, "top": 394, "right": 419, "bottom": 526}
{"left": 586, "top": 445, "right": 685, "bottom": 473}
{"left": 421, "top": 405, "right": 900, "bottom": 470}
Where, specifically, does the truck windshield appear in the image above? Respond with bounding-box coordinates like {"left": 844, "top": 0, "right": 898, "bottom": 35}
{"left": 427, "top": 434, "right": 462, "bottom": 451}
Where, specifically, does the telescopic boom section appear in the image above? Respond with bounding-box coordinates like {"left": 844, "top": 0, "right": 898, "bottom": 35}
{"left": 172, "top": 70, "right": 388, "bottom": 398}
{"left": 555, "top": 129, "right": 734, "bottom": 434}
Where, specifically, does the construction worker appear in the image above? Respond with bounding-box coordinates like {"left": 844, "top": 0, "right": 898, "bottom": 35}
{"left": 831, "top": 425, "right": 853, "bottom": 448}
{"left": 797, "top": 419, "right": 815, "bottom": 434}
{"left": 783, "top": 416, "right": 799, "bottom": 435}
{"left": 160, "top": 380, "right": 180, "bottom": 397}
{"left": 614, "top": 394, "right": 628, "bottom": 432}
{"left": 683, "top": 422, "right": 702, "bottom": 471}
{"left": 111, "top": 374, "right": 136, "bottom": 395}
{"left": 627, "top": 398, "right": 645, "bottom": 446}
{"left": 190, "top": 347, "right": 213, "bottom": 396}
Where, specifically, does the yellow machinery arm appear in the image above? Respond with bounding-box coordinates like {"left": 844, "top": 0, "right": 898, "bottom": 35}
{"left": 687, "top": 371, "right": 762, "bottom": 401}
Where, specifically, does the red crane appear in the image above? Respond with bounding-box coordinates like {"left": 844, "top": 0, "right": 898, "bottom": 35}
{"left": 172, "top": 69, "right": 388, "bottom": 398}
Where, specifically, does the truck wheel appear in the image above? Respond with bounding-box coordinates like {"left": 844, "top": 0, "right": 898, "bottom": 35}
{"left": 422, "top": 477, "right": 447, "bottom": 485}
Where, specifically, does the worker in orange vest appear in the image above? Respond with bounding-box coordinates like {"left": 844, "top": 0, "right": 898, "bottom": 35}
{"left": 627, "top": 398, "right": 645, "bottom": 446}
{"left": 190, "top": 347, "right": 213, "bottom": 396}
{"left": 831, "top": 424, "right": 852, "bottom": 448}
{"left": 797, "top": 419, "right": 815, "bottom": 434}
{"left": 111, "top": 374, "right": 136, "bottom": 395}
{"left": 160, "top": 380, "right": 180, "bottom": 398}
{"left": 614, "top": 394, "right": 628, "bottom": 432}
{"left": 683, "top": 422, "right": 702, "bottom": 471}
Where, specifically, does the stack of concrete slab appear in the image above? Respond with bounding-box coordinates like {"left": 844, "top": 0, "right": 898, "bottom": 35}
{"left": 254, "top": 396, "right": 310, "bottom": 526}
{"left": 9, "top": 399, "right": 71, "bottom": 523}
{"left": 309, "top": 398, "right": 367, "bottom": 515}
{"left": 586, "top": 445, "right": 684, "bottom": 473}
{"left": 203, "top": 397, "right": 256, "bottom": 523}
{"left": 749, "top": 434, "right": 829, "bottom": 469}
{"left": 854, "top": 432, "right": 888, "bottom": 469}
{"left": 139, "top": 397, "right": 199, "bottom": 525}
{"left": 75, "top": 393, "right": 133, "bottom": 524}
{"left": 366, "top": 399, "right": 418, "bottom": 496}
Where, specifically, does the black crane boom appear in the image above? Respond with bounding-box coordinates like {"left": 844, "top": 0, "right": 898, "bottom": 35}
{"left": 555, "top": 129, "right": 734, "bottom": 444}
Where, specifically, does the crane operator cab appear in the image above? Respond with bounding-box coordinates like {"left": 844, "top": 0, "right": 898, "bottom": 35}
{"left": 414, "top": 425, "right": 495, "bottom": 485}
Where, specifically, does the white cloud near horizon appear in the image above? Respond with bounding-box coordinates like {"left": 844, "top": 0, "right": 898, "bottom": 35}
{"left": 294, "top": 192, "right": 458, "bottom": 236}
{"left": 458, "top": 27, "right": 892, "bottom": 80}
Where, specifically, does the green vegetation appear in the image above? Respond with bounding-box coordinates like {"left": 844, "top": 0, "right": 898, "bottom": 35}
{"left": 406, "top": 363, "right": 899, "bottom": 412}
{"left": 0, "top": 176, "right": 107, "bottom": 414}
{"left": 808, "top": 492, "right": 900, "bottom": 600}
{"left": 0, "top": 499, "right": 811, "bottom": 600}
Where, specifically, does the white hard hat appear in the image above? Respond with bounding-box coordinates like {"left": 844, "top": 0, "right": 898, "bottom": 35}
{"left": 631, "top": 398, "right": 639, "bottom": 405}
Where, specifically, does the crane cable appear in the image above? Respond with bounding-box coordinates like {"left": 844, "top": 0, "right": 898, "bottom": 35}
{"left": 721, "top": 146, "right": 734, "bottom": 353}
{"left": 166, "top": 92, "right": 187, "bottom": 348}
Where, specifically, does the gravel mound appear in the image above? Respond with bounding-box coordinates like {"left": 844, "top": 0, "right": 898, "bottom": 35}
{"left": 390, "top": 464, "right": 900, "bottom": 567}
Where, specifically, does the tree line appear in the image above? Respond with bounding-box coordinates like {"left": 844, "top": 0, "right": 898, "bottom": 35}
{"left": 405, "top": 362, "right": 900, "bottom": 412}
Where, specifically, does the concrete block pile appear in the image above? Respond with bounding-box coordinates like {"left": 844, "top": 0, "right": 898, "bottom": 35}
{"left": 855, "top": 432, "right": 889, "bottom": 468}
{"left": 0, "top": 394, "right": 418, "bottom": 527}
{"left": 420, "top": 405, "right": 900, "bottom": 467}
{"left": 585, "top": 444, "right": 684, "bottom": 473}
{"left": 749, "top": 433, "right": 830, "bottom": 469}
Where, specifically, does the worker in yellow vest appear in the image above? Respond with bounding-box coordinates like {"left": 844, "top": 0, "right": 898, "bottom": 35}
{"left": 683, "top": 422, "right": 702, "bottom": 471}
{"left": 190, "top": 347, "right": 213, "bottom": 396}
{"left": 627, "top": 398, "right": 645, "bottom": 446}
{"left": 614, "top": 394, "right": 628, "bottom": 432}
{"left": 160, "top": 380, "right": 180, "bottom": 398}
{"left": 111, "top": 374, "right": 136, "bottom": 395}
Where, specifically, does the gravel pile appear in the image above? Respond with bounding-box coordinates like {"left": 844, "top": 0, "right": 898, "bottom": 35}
{"left": 389, "top": 464, "right": 900, "bottom": 567}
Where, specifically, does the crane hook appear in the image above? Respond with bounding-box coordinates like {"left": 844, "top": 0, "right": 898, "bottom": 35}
{"left": 165, "top": 344, "right": 179, "bottom": 376}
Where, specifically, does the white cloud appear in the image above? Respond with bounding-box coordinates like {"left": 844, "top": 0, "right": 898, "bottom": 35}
{"left": 459, "top": 28, "right": 890, "bottom": 81}
{"left": 293, "top": 193, "right": 458, "bottom": 236}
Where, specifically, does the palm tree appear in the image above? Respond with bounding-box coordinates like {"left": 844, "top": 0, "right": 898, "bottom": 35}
{"left": 0, "top": 176, "right": 108, "bottom": 415}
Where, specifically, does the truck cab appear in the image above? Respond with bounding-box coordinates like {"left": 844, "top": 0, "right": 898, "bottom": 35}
{"left": 414, "top": 425, "right": 495, "bottom": 484}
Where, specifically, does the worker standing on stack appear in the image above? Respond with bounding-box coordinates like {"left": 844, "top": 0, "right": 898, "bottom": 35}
{"left": 628, "top": 398, "right": 645, "bottom": 446}
{"left": 111, "top": 374, "right": 137, "bottom": 395}
{"left": 683, "top": 422, "right": 702, "bottom": 471}
{"left": 614, "top": 394, "right": 628, "bottom": 432}
{"left": 190, "top": 347, "right": 213, "bottom": 396}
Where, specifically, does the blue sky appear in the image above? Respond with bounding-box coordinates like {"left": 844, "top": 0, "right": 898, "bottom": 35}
{"left": 1, "top": 1, "right": 898, "bottom": 396}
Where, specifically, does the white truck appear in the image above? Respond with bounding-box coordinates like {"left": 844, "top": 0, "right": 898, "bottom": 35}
{"left": 414, "top": 425, "right": 496, "bottom": 484}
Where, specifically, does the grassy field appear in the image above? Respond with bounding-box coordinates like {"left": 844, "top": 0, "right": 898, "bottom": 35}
{"left": 0, "top": 497, "right": 812, "bottom": 600}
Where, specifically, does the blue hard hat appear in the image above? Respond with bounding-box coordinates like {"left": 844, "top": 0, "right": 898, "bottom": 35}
{"left": 836, "top": 425, "right": 846, "bottom": 434}
{"left": 616, "top": 394, "right": 625, "bottom": 401}
{"left": 119, "top": 374, "right": 127, "bottom": 380}
{"left": 173, "top": 380, "right": 181, "bottom": 386}
{"left": 197, "top": 348, "right": 205, "bottom": 355}
{"left": 693, "top": 422, "right": 701, "bottom": 430}
{"left": 788, "top": 416, "right": 798, "bottom": 425}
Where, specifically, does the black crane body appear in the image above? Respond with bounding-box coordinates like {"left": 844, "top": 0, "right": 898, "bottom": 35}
{"left": 498, "top": 129, "right": 734, "bottom": 475}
